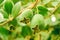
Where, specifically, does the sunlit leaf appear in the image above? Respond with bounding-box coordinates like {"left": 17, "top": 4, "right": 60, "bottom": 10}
{"left": 0, "top": 27, "right": 11, "bottom": 35}
{"left": 4, "top": 0, "right": 14, "bottom": 14}
{"left": 21, "top": 25, "right": 32, "bottom": 37}
{"left": 42, "top": 0, "right": 51, "bottom": 5}
{"left": 0, "top": 9, "right": 9, "bottom": 19}
{"left": 0, "top": 12, "right": 5, "bottom": 23}
{"left": 11, "top": 1, "right": 21, "bottom": 17}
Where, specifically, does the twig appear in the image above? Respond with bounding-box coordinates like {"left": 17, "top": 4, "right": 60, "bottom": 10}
{"left": 15, "top": 0, "right": 39, "bottom": 18}
{"left": 0, "top": 0, "right": 39, "bottom": 26}
{"left": 46, "top": 2, "right": 60, "bottom": 18}
{"left": 27, "top": 0, "right": 39, "bottom": 9}
{"left": 49, "top": 2, "right": 60, "bottom": 16}
{"left": 0, "top": 17, "right": 13, "bottom": 26}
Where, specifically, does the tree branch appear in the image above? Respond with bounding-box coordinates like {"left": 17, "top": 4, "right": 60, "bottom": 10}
{"left": 0, "top": 0, "right": 39, "bottom": 26}
{"left": 0, "top": 17, "right": 13, "bottom": 26}
{"left": 15, "top": 0, "right": 39, "bottom": 18}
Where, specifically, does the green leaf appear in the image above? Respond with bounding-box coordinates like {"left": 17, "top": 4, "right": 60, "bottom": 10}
{"left": 11, "top": 1, "right": 21, "bottom": 17}
{"left": 0, "top": 9, "right": 9, "bottom": 19}
{"left": 15, "top": 37, "right": 24, "bottom": 40}
{"left": 21, "top": 26, "right": 32, "bottom": 37}
{"left": 8, "top": 19, "right": 17, "bottom": 26}
{"left": 0, "top": 0, "right": 6, "bottom": 8}
{"left": 21, "top": 0, "right": 30, "bottom": 5}
{"left": 0, "top": 0, "right": 4, "bottom": 4}
{"left": 55, "top": 14, "right": 60, "bottom": 21}
{"left": 0, "top": 12, "right": 5, "bottom": 23}
{"left": 0, "top": 33, "right": 8, "bottom": 40}
{"left": 37, "top": 6, "right": 48, "bottom": 12}
{"left": 55, "top": 7, "right": 60, "bottom": 14}
{"left": 0, "top": 27, "right": 11, "bottom": 35}
{"left": 30, "top": 14, "right": 45, "bottom": 30}
{"left": 17, "top": 9, "right": 33, "bottom": 21}
{"left": 37, "top": 6, "right": 48, "bottom": 16}
{"left": 47, "top": 35, "right": 51, "bottom": 40}
{"left": 4, "top": 0, "right": 13, "bottom": 14}
{"left": 12, "top": 0, "right": 20, "bottom": 4}
{"left": 52, "top": 23, "right": 60, "bottom": 35}
{"left": 42, "top": 0, "right": 51, "bottom": 5}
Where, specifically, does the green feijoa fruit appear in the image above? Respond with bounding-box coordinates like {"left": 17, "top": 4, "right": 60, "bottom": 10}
{"left": 17, "top": 9, "right": 33, "bottom": 21}
{"left": 30, "top": 14, "right": 45, "bottom": 30}
{"left": 0, "top": 0, "right": 4, "bottom": 4}
{"left": 11, "top": 1, "right": 21, "bottom": 17}
{"left": 21, "top": 25, "right": 32, "bottom": 37}
{"left": 4, "top": 0, "right": 13, "bottom": 14}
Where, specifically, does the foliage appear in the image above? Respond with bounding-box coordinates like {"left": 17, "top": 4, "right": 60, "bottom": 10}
{"left": 0, "top": 0, "right": 60, "bottom": 40}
